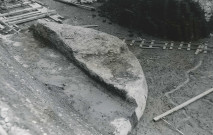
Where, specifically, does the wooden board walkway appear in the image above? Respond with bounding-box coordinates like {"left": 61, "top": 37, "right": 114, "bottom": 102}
{"left": 120, "top": 38, "right": 212, "bottom": 55}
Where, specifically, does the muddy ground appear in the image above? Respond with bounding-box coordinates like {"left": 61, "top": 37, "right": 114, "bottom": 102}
{"left": 1, "top": 0, "right": 213, "bottom": 135}
{"left": 39, "top": 1, "right": 213, "bottom": 134}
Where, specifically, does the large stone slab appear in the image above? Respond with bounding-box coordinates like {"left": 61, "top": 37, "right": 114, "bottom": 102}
{"left": 32, "top": 20, "right": 148, "bottom": 135}
{"left": 0, "top": 40, "right": 100, "bottom": 135}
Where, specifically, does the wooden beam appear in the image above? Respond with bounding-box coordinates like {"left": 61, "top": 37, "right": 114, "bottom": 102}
{"left": 153, "top": 88, "right": 213, "bottom": 122}
{"left": 6, "top": 11, "right": 41, "bottom": 20}
{"left": 6, "top": 2, "right": 31, "bottom": 9}
{"left": 0, "top": 7, "right": 42, "bottom": 17}
{"left": 8, "top": 11, "right": 56, "bottom": 25}
{"left": 80, "top": 25, "right": 98, "bottom": 28}
{"left": 54, "top": 0, "right": 95, "bottom": 11}
{"left": 0, "top": 18, "right": 19, "bottom": 33}
{"left": 6, "top": 10, "right": 56, "bottom": 23}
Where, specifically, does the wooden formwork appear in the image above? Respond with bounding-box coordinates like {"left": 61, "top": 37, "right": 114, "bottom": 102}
{"left": 0, "top": 0, "right": 64, "bottom": 33}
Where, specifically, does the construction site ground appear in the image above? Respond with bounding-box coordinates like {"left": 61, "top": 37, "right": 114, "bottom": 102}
{"left": 1, "top": 0, "right": 213, "bottom": 135}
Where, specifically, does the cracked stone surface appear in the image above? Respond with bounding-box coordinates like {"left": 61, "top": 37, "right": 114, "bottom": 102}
{"left": 0, "top": 29, "right": 143, "bottom": 135}
{"left": 31, "top": 20, "right": 148, "bottom": 134}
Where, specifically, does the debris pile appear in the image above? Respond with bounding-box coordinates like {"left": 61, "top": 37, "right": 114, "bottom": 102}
{"left": 0, "top": 1, "right": 63, "bottom": 34}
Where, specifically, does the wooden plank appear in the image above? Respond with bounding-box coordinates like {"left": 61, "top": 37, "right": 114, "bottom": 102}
{"left": 5, "top": 11, "right": 53, "bottom": 22}
{"left": 54, "top": 0, "right": 95, "bottom": 11}
{"left": 6, "top": 1, "right": 31, "bottom": 9}
{"left": 0, "top": 17, "right": 19, "bottom": 32}
{"left": 6, "top": 11, "right": 41, "bottom": 21}
{"left": 8, "top": 11, "right": 56, "bottom": 24}
{"left": 141, "top": 46, "right": 159, "bottom": 49}
{"left": 49, "top": 14, "right": 63, "bottom": 23}
{"left": 80, "top": 25, "right": 98, "bottom": 28}
{"left": 153, "top": 88, "right": 213, "bottom": 122}
{"left": 0, "top": 7, "right": 42, "bottom": 17}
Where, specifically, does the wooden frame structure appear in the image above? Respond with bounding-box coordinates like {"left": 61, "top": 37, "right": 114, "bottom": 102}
{"left": 0, "top": 1, "right": 63, "bottom": 33}
{"left": 120, "top": 37, "right": 212, "bottom": 54}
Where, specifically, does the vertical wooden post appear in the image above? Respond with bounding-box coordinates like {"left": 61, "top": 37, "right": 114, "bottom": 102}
{"left": 204, "top": 43, "right": 208, "bottom": 54}
{"left": 169, "top": 41, "right": 174, "bottom": 50}
{"left": 163, "top": 42, "right": 168, "bottom": 50}
{"left": 178, "top": 42, "right": 183, "bottom": 50}
{"left": 140, "top": 39, "right": 145, "bottom": 48}
{"left": 130, "top": 40, "right": 135, "bottom": 46}
{"left": 150, "top": 40, "right": 155, "bottom": 48}
{"left": 187, "top": 42, "right": 191, "bottom": 51}
{"left": 195, "top": 45, "right": 201, "bottom": 55}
